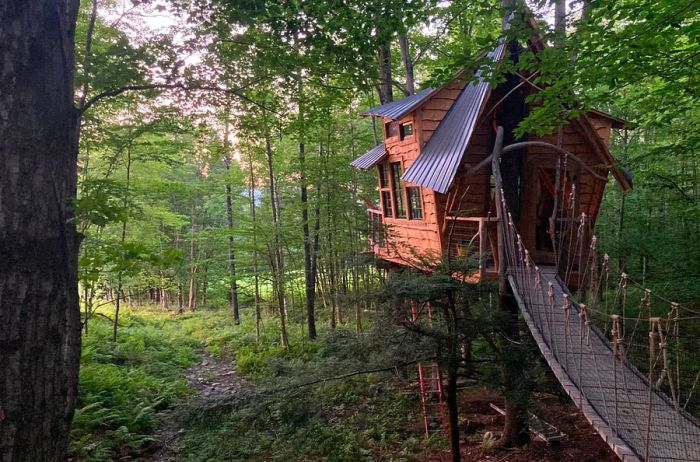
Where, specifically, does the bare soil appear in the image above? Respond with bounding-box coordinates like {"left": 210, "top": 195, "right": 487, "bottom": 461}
{"left": 427, "top": 388, "right": 619, "bottom": 462}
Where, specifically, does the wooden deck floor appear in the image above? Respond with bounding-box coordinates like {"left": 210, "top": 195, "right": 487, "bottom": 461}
{"left": 509, "top": 266, "right": 700, "bottom": 462}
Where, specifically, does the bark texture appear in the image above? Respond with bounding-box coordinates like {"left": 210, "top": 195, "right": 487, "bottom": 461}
{"left": 0, "top": 1, "right": 81, "bottom": 460}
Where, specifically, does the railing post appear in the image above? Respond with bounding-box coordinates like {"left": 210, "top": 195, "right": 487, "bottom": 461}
{"left": 478, "top": 218, "right": 485, "bottom": 280}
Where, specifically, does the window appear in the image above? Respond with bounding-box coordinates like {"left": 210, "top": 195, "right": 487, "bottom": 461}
{"left": 390, "top": 162, "right": 406, "bottom": 218}
{"left": 378, "top": 164, "right": 392, "bottom": 217}
{"left": 378, "top": 164, "right": 389, "bottom": 188}
{"left": 381, "top": 191, "right": 393, "bottom": 217}
{"left": 400, "top": 123, "right": 413, "bottom": 140}
{"left": 385, "top": 121, "right": 399, "bottom": 138}
{"left": 407, "top": 187, "right": 423, "bottom": 220}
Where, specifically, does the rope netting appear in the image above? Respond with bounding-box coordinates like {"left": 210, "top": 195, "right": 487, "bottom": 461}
{"left": 491, "top": 131, "right": 700, "bottom": 461}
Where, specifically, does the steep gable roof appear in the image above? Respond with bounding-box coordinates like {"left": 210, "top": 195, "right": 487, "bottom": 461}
{"left": 402, "top": 42, "right": 507, "bottom": 193}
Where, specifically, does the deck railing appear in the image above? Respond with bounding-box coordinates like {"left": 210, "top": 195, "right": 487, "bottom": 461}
{"left": 443, "top": 215, "right": 498, "bottom": 280}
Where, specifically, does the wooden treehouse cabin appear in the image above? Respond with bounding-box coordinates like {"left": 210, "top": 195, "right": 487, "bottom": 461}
{"left": 351, "top": 39, "right": 631, "bottom": 284}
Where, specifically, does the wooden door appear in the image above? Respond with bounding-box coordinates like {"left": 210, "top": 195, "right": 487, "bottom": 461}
{"left": 521, "top": 156, "right": 579, "bottom": 265}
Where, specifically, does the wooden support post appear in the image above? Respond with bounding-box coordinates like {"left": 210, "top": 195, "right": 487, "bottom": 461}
{"left": 478, "top": 218, "right": 486, "bottom": 280}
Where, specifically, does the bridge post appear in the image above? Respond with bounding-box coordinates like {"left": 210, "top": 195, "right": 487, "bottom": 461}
{"left": 492, "top": 127, "right": 530, "bottom": 447}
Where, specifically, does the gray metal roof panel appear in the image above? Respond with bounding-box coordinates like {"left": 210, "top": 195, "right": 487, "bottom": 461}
{"left": 361, "top": 87, "right": 437, "bottom": 120}
{"left": 350, "top": 143, "right": 386, "bottom": 170}
{"left": 402, "top": 42, "right": 507, "bottom": 194}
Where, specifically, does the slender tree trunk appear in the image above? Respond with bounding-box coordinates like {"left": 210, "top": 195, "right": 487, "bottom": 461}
{"left": 223, "top": 114, "right": 240, "bottom": 323}
{"left": 265, "top": 133, "right": 289, "bottom": 347}
{"left": 446, "top": 357, "right": 461, "bottom": 462}
{"left": 114, "top": 133, "right": 133, "bottom": 342}
{"left": 225, "top": 174, "right": 240, "bottom": 322}
{"left": 0, "top": 1, "right": 82, "bottom": 459}
{"left": 187, "top": 202, "right": 198, "bottom": 311}
{"left": 248, "top": 151, "right": 262, "bottom": 342}
{"left": 398, "top": 34, "right": 415, "bottom": 95}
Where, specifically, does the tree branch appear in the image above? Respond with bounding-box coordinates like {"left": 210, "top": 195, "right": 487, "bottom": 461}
{"left": 80, "top": 78, "right": 279, "bottom": 116}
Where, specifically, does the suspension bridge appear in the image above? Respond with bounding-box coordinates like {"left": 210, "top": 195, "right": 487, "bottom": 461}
{"left": 491, "top": 127, "right": 700, "bottom": 461}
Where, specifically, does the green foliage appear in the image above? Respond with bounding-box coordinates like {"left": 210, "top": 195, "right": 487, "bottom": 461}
{"left": 70, "top": 309, "right": 200, "bottom": 461}
{"left": 179, "top": 311, "right": 443, "bottom": 462}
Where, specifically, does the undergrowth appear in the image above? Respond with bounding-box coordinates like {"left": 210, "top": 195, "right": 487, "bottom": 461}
{"left": 70, "top": 307, "right": 201, "bottom": 461}
{"left": 71, "top": 305, "right": 447, "bottom": 461}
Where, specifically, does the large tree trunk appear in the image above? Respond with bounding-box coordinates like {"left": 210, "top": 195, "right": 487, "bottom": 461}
{"left": 398, "top": 34, "right": 415, "bottom": 95}
{"left": 377, "top": 40, "right": 394, "bottom": 104}
{"left": 0, "top": 1, "right": 81, "bottom": 460}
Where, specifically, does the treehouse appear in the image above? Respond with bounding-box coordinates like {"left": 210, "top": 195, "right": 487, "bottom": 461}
{"left": 351, "top": 39, "right": 631, "bottom": 283}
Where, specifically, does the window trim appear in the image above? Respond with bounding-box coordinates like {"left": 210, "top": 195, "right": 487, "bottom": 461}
{"left": 407, "top": 186, "right": 423, "bottom": 220}
{"left": 378, "top": 164, "right": 393, "bottom": 218}
{"left": 399, "top": 123, "right": 414, "bottom": 140}
{"left": 390, "top": 161, "right": 407, "bottom": 219}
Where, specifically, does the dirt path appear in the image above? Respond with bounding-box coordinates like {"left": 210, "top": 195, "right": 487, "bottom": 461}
{"left": 138, "top": 352, "right": 247, "bottom": 461}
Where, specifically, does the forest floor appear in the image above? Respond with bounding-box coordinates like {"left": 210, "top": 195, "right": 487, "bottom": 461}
{"left": 139, "top": 352, "right": 247, "bottom": 461}
{"left": 72, "top": 306, "right": 619, "bottom": 462}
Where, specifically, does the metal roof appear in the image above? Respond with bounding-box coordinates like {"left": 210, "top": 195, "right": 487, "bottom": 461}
{"left": 350, "top": 143, "right": 387, "bottom": 170}
{"left": 360, "top": 87, "right": 436, "bottom": 120}
{"left": 402, "top": 42, "right": 507, "bottom": 194}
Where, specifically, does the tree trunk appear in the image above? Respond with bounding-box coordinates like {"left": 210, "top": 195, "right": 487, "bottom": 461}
{"left": 446, "top": 359, "right": 461, "bottom": 462}
{"left": 188, "top": 203, "right": 197, "bottom": 311}
{"left": 223, "top": 113, "right": 240, "bottom": 323}
{"left": 377, "top": 40, "right": 394, "bottom": 104}
{"left": 398, "top": 34, "right": 415, "bottom": 95}
{"left": 554, "top": 0, "right": 567, "bottom": 49}
{"left": 300, "top": 135, "right": 318, "bottom": 340}
{"left": 265, "top": 133, "right": 289, "bottom": 347}
{"left": 248, "top": 151, "right": 262, "bottom": 342}
{"left": 0, "top": 1, "right": 81, "bottom": 460}
{"left": 114, "top": 131, "right": 133, "bottom": 342}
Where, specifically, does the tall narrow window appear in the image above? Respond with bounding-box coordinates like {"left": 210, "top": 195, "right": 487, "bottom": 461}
{"left": 378, "top": 164, "right": 392, "bottom": 217}
{"left": 407, "top": 187, "right": 423, "bottom": 220}
{"left": 390, "top": 162, "right": 406, "bottom": 218}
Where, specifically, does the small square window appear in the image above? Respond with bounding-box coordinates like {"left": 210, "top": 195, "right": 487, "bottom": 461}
{"left": 385, "top": 122, "right": 399, "bottom": 138}
{"left": 400, "top": 123, "right": 413, "bottom": 139}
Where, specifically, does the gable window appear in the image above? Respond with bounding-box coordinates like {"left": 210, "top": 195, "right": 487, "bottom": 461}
{"left": 378, "top": 164, "right": 393, "bottom": 217}
{"left": 385, "top": 121, "right": 399, "bottom": 139}
{"left": 407, "top": 187, "right": 423, "bottom": 220}
{"left": 390, "top": 162, "right": 407, "bottom": 218}
{"left": 400, "top": 123, "right": 413, "bottom": 140}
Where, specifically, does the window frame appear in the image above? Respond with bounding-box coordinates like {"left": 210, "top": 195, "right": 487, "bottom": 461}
{"left": 406, "top": 186, "right": 423, "bottom": 220}
{"left": 378, "top": 164, "right": 393, "bottom": 218}
{"left": 399, "top": 123, "right": 414, "bottom": 140}
{"left": 390, "top": 161, "right": 407, "bottom": 219}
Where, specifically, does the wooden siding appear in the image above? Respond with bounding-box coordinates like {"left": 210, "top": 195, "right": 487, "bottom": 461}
{"left": 419, "top": 82, "right": 465, "bottom": 147}
{"left": 375, "top": 113, "right": 443, "bottom": 266}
